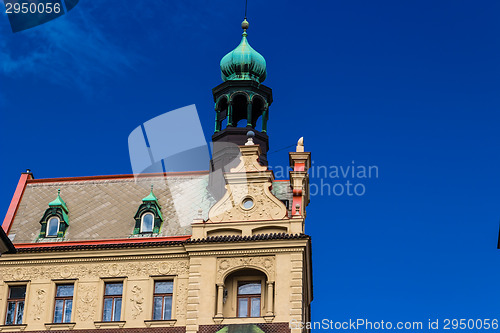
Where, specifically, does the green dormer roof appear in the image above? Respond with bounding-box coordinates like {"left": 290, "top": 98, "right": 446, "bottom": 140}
{"left": 48, "top": 189, "right": 68, "bottom": 213}
{"left": 142, "top": 185, "right": 160, "bottom": 205}
{"left": 220, "top": 19, "right": 267, "bottom": 83}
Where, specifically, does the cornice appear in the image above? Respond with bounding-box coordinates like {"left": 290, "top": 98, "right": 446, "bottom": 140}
{"left": 185, "top": 247, "right": 305, "bottom": 257}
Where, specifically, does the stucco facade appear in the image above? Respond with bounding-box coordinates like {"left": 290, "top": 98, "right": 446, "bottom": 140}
{"left": 0, "top": 143, "right": 312, "bottom": 333}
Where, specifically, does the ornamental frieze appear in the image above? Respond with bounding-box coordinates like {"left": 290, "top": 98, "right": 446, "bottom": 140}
{"left": 0, "top": 260, "right": 189, "bottom": 281}
{"left": 216, "top": 256, "right": 275, "bottom": 283}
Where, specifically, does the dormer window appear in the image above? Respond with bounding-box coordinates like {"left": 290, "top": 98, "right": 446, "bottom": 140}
{"left": 133, "top": 185, "right": 164, "bottom": 235}
{"left": 39, "top": 189, "right": 69, "bottom": 239}
{"left": 140, "top": 213, "right": 154, "bottom": 233}
{"left": 46, "top": 217, "right": 60, "bottom": 237}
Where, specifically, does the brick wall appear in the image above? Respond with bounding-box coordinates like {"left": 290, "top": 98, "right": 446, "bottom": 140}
{"left": 20, "top": 327, "right": 186, "bottom": 333}
{"left": 198, "top": 323, "right": 291, "bottom": 333}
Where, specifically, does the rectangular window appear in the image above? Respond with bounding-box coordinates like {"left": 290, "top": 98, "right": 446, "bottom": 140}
{"left": 5, "top": 286, "right": 26, "bottom": 325}
{"left": 53, "top": 284, "right": 74, "bottom": 323}
{"left": 152, "top": 281, "right": 173, "bottom": 320}
{"left": 103, "top": 282, "right": 123, "bottom": 322}
{"left": 237, "top": 282, "right": 261, "bottom": 318}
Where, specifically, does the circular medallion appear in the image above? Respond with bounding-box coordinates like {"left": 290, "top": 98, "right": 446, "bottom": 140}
{"left": 60, "top": 266, "right": 72, "bottom": 279}
{"left": 158, "top": 262, "right": 171, "bottom": 275}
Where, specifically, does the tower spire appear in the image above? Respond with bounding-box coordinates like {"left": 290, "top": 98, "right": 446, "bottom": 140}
{"left": 209, "top": 13, "right": 273, "bottom": 199}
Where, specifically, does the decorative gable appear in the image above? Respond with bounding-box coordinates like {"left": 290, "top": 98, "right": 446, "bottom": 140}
{"left": 39, "top": 189, "right": 69, "bottom": 238}
{"left": 208, "top": 141, "right": 287, "bottom": 222}
{"left": 133, "top": 186, "right": 164, "bottom": 234}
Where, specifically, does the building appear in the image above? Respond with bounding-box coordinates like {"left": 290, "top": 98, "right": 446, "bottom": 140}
{"left": 0, "top": 19, "right": 312, "bottom": 333}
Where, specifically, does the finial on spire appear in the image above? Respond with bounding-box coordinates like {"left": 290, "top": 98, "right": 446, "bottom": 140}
{"left": 241, "top": 19, "right": 249, "bottom": 31}
{"left": 150, "top": 184, "right": 154, "bottom": 192}
{"left": 241, "top": 18, "right": 249, "bottom": 37}
{"left": 57, "top": 188, "right": 61, "bottom": 195}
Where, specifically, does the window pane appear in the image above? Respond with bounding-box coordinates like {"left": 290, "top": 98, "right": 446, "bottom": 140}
{"left": 64, "top": 300, "right": 72, "bottom": 323}
{"left": 15, "top": 301, "right": 24, "bottom": 324}
{"left": 238, "top": 298, "right": 248, "bottom": 317}
{"left": 5, "top": 302, "right": 15, "bottom": 325}
{"left": 56, "top": 285, "right": 74, "bottom": 297}
{"left": 163, "top": 295, "right": 172, "bottom": 320}
{"left": 113, "top": 298, "right": 122, "bottom": 321}
{"left": 103, "top": 298, "right": 113, "bottom": 321}
{"left": 9, "top": 286, "right": 26, "bottom": 299}
{"left": 142, "top": 214, "right": 153, "bottom": 232}
{"left": 250, "top": 297, "right": 260, "bottom": 317}
{"left": 153, "top": 296, "right": 163, "bottom": 320}
{"left": 54, "top": 299, "right": 64, "bottom": 323}
{"left": 154, "top": 281, "right": 173, "bottom": 294}
{"left": 105, "top": 283, "right": 123, "bottom": 296}
{"left": 238, "top": 283, "right": 261, "bottom": 295}
{"left": 47, "top": 218, "right": 59, "bottom": 236}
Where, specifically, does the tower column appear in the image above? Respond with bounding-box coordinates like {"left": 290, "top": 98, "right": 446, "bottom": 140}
{"left": 262, "top": 108, "right": 268, "bottom": 133}
{"left": 228, "top": 101, "right": 234, "bottom": 126}
{"left": 246, "top": 100, "right": 253, "bottom": 127}
{"left": 215, "top": 109, "right": 221, "bottom": 132}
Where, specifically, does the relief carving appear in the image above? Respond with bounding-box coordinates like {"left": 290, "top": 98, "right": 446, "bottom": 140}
{"left": 32, "top": 289, "right": 46, "bottom": 321}
{"left": 77, "top": 285, "right": 97, "bottom": 321}
{"left": 216, "top": 256, "right": 275, "bottom": 283}
{"left": 175, "top": 279, "right": 187, "bottom": 319}
{"left": 130, "top": 285, "right": 144, "bottom": 319}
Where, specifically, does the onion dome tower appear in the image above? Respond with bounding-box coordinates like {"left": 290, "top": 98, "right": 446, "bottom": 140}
{"left": 210, "top": 19, "right": 273, "bottom": 199}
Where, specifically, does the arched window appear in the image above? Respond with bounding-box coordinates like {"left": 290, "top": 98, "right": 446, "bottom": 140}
{"left": 218, "top": 268, "right": 268, "bottom": 318}
{"left": 141, "top": 213, "right": 154, "bottom": 233}
{"left": 46, "top": 217, "right": 60, "bottom": 237}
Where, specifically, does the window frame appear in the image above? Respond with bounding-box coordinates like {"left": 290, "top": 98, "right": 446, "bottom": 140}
{"left": 152, "top": 280, "right": 174, "bottom": 320}
{"left": 236, "top": 281, "right": 262, "bottom": 318}
{"left": 102, "top": 282, "right": 123, "bottom": 322}
{"left": 46, "top": 216, "right": 60, "bottom": 237}
{"left": 140, "top": 212, "right": 154, "bottom": 233}
{"left": 5, "top": 285, "right": 27, "bottom": 325}
{"left": 53, "top": 283, "right": 74, "bottom": 323}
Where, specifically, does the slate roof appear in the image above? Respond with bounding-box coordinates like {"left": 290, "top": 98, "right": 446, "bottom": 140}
{"left": 7, "top": 173, "right": 292, "bottom": 244}
{"left": 9, "top": 172, "right": 215, "bottom": 243}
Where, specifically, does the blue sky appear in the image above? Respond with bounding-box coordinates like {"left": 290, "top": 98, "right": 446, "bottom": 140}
{"left": 1, "top": 0, "right": 500, "bottom": 329}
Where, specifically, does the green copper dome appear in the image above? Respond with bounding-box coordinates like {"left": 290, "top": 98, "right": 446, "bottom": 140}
{"left": 220, "top": 20, "right": 267, "bottom": 83}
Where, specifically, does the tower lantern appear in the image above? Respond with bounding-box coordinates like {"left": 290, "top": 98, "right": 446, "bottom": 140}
{"left": 211, "top": 19, "right": 273, "bottom": 167}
